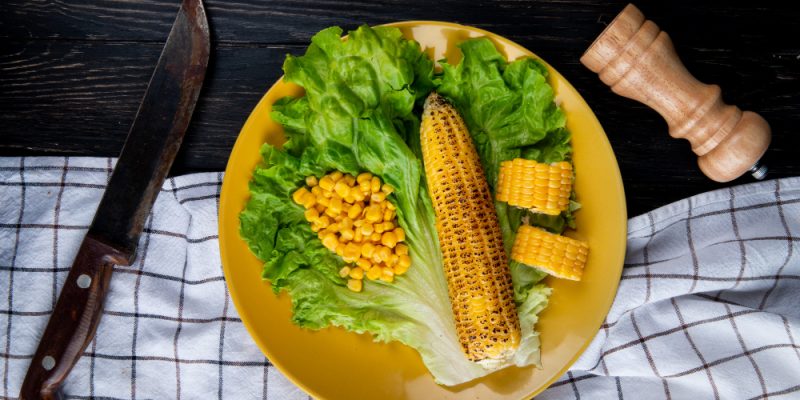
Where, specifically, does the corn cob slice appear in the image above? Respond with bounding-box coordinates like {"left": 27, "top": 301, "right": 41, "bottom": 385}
{"left": 496, "top": 158, "right": 572, "bottom": 215}
{"left": 511, "top": 225, "right": 589, "bottom": 281}
{"left": 420, "top": 92, "right": 521, "bottom": 363}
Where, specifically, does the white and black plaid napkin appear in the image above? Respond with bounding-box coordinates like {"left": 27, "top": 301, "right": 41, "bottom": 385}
{"left": 1, "top": 157, "right": 798, "bottom": 399}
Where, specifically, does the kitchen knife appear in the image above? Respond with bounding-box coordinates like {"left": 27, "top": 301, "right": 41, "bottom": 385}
{"left": 18, "top": 1, "right": 209, "bottom": 398}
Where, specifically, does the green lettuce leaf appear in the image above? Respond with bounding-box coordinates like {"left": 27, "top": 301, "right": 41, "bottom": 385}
{"left": 240, "top": 26, "right": 556, "bottom": 386}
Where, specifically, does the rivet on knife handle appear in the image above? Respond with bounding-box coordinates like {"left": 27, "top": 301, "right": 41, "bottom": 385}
{"left": 581, "top": 3, "right": 771, "bottom": 183}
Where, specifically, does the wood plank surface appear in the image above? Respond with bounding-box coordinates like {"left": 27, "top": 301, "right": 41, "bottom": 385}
{"left": 1, "top": 0, "right": 798, "bottom": 216}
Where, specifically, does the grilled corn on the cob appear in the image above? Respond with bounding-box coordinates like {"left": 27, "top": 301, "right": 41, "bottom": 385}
{"left": 496, "top": 159, "right": 572, "bottom": 215}
{"left": 511, "top": 225, "right": 589, "bottom": 281}
{"left": 420, "top": 92, "right": 521, "bottom": 363}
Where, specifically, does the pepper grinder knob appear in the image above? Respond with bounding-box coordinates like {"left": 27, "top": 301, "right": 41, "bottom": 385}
{"left": 581, "top": 4, "right": 771, "bottom": 182}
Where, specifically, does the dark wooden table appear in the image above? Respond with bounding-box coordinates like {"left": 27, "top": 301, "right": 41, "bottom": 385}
{"left": 1, "top": 1, "right": 798, "bottom": 216}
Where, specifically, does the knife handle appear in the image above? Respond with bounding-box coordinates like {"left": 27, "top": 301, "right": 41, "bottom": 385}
{"left": 19, "top": 235, "right": 128, "bottom": 400}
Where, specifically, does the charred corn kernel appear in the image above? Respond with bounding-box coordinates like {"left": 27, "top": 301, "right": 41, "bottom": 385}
{"left": 334, "top": 180, "right": 350, "bottom": 198}
{"left": 347, "top": 279, "right": 362, "bottom": 292}
{"left": 329, "top": 171, "right": 343, "bottom": 182}
{"left": 304, "top": 208, "right": 319, "bottom": 222}
{"left": 360, "top": 222, "right": 374, "bottom": 236}
{"left": 370, "top": 177, "right": 381, "bottom": 193}
{"left": 361, "top": 242, "right": 376, "bottom": 258}
{"left": 420, "top": 92, "right": 521, "bottom": 362}
{"left": 356, "top": 258, "right": 372, "bottom": 270}
{"left": 349, "top": 267, "right": 364, "bottom": 280}
{"left": 292, "top": 187, "right": 310, "bottom": 205}
{"left": 381, "top": 231, "right": 398, "bottom": 248}
{"left": 380, "top": 268, "right": 394, "bottom": 283}
{"left": 381, "top": 184, "right": 394, "bottom": 195}
{"left": 365, "top": 205, "right": 382, "bottom": 223}
{"left": 366, "top": 266, "right": 382, "bottom": 281}
{"left": 306, "top": 176, "right": 318, "bottom": 187}
{"left": 321, "top": 232, "right": 338, "bottom": 250}
{"left": 340, "top": 228, "right": 355, "bottom": 241}
{"left": 370, "top": 232, "right": 381, "bottom": 242}
{"left": 371, "top": 192, "right": 386, "bottom": 203}
{"left": 357, "top": 172, "right": 372, "bottom": 184}
{"left": 319, "top": 176, "right": 335, "bottom": 191}
{"left": 395, "top": 243, "right": 408, "bottom": 256}
{"left": 496, "top": 159, "right": 572, "bottom": 216}
{"left": 348, "top": 203, "right": 362, "bottom": 219}
{"left": 338, "top": 266, "right": 351, "bottom": 278}
{"left": 394, "top": 227, "right": 405, "bottom": 242}
{"left": 511, "top": 225, "right": 589, "bottom": 281}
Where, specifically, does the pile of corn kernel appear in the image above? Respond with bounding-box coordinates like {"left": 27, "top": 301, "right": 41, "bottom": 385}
{"left": 292, "top": 171, "right": 410, "bottom": 292}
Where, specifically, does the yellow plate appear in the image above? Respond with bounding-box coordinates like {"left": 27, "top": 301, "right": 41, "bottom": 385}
{"left": 219, "top": 21, "right": 627, "bottom": 400}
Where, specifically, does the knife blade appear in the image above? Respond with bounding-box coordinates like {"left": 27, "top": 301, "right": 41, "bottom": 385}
{"left": 18, "top": 1, "right": 209, "bottom": 398}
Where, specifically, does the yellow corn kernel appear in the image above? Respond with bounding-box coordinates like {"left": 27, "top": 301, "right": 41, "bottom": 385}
{"left": 315, "top": 203, "right": 326, "bottom": 213}
{"left": 292, "top": 187, "right": 310, "bottom": 205}
{"left": 311, "top": 186, "right": 323, "bottom": 198}
{"left": 371, "top": 192, "right": 386, "bottom": 203}
{"left": 496, "top": 159, "right": 573, "bottom": 216}
{"left": 395, "top": 243, "right": 408, "bottom": 256}
{"left": 348, "top": 203, "right": 362, "bottom": 219}
{"left": 366, "top": 266, "right": 382, "bottom": 281}
{"left": 381, "top": 184, "right": 394, "bottom": 195}
{"left": 387, "top": 253, "right": 399, "bottom": 267}
{"left": 357, "top": 172, "right": 372, "bottom": 184}
{"left": 329, "top": 171, "right": 343, "bottom": 182}
{"left": 381, "top": 231, "right": 397, "bottom": 248}
{"left": 378, "top": 246, "right": 392, "bottom": 263}
{"left": 316, "top": 195, "right": 329, "bottom": 208}
{"left": 338, "top": 266, "right": 351, "bottom": 278}
{"left": 359, "top": 180, "right": 371, "bottom": 193}
{"left": 383, "top": 209, "right": 394, "bottom": 222}
{"left": 343, "top": 242, "right": 361, "bottom": 262}
{"left": 394, "top": 262, "right": 409, "bottom": 276}
{"left": 339, "top": 217, "right": 353, "bottom": 230}
{"left": 321, "top": 232, "right": 338, "bottom": 250}
{"left": 303, "top": 208, "right": 319, "bottom": 222}
{"left": 327, "top": 222, "right": 340, "bottom": 232}
{"left": 310, "top": 224, "right": 321, "bottom": 233}
{"left": 386, "top": 202, "right": 396, "bottom": 211}
{"left": 344, "top": 192, "right": 356, "bottom": 204}
{"left": 306, "top": 176, "right": 318, "bottom": 187}
{"left": 360, "top": 222, "right": 374, "bottom": 236}
{"left": 370, "top": 232, "right": 382, "bottom": 242}
{"left": 511, "top": 225, "right": 589, "bottom": 281}
{"left": 349, "top": 267, "right": 364, "bottom": 280}
{"left": 334, "top": 180, "right": 350, "bottom": 199}
{"left": 319, "top": 176, "right": 335, "bottom": 191}
{"left": 365, "top": 205, "right": 382, "bottom": 223}
{"left": 379, "top": 268, "right": 394, "bottom": 283}
{"left": 353, "top": 229, "right": 363, "bottom": 242}
{"left": 374, "top": 222, "right": 386, "bottom": 234}
{"left": 394, "top": 227, "right": 405, "bottom": 243}
{"left": 381, "top": 221, "right": 394, "bottom": 232}
{"left": 420, "top": 92, "right": 520, "bottom": 362}
{"left": 316, "top": 215, "right": 331, "bottom": 228}
{"left": 340, "top": 228, "right": 355, "bottom": 241}
{"left": 328, "top": 197, "right": 343, "bottom": 215}
{"left": 301, "top": 194, "right": 316, "bottom": 209}
{"left": 370, "top": 177, "right": 381, "bottom": 193}
{"left": 361, "top": 242, "right": 376, "bottom": 258}
{"left": 356, "top": 258, "right": 372, "bottom": 270}
{"left": 347, "top": 279, "right": 362, "bottom": 292}
{"left": 343, "top": 174, "right": 356, "bottom": 187}
{"left": 397, "top": 254, "right": 411, "bottom": 270}
{"left": 352, "top": 189, "right": 366, "bottom": 202}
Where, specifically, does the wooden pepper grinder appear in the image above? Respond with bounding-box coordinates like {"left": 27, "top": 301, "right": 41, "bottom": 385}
{"left": 581, "top": 4, "right": 771, "bottom": 182}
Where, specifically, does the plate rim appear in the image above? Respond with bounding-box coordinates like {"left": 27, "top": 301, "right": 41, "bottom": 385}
{"left": 219, "top": 20, "right": 627, "bottom": 400}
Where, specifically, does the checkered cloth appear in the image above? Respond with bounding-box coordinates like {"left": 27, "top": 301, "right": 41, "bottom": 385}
{"left": 1, "top": 157, "right": 798, "bottom": 400}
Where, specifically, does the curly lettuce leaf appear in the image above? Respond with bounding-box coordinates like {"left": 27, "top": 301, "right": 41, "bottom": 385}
{"left": 240, "top": 27, "right": 554, "bottom": 386}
